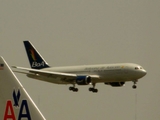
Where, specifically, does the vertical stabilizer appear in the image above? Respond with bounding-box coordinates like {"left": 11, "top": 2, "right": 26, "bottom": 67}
{"left": 23, "top": 41, "right": 50, "bottom": 69}
{"left": 0, "top": 57, "right": 46, "bottom": 120}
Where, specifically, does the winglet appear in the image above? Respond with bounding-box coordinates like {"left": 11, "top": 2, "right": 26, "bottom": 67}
{"left": 0, "top": 56, "right": 46, "bottom": 120}
{"left": 23, "top": 41, "right": 50, "bottom": 69}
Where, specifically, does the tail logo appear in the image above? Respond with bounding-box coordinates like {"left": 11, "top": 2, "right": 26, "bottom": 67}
{"left": 32, "top": 61, "right": 45, "bottom": 68}
{"left": 13, "top": 89, "right": 20, "bottom": 107}
{"left": 29, "top": 48, "right": 37, "bottom": 61}
{"left": 29, "top": 48, "right": 47, "bottom": 68}
{"left": 4, "top": 89, "right": 31, "bottom": 120}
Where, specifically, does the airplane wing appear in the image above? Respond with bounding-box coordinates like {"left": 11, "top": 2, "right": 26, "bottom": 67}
{"left": 12, "top": 66, "right": 99, "bottom": 84}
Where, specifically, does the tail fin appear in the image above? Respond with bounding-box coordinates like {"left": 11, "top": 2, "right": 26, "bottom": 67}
{"left": 23, "top": 41, "right": 50, "bottom": 69}
{"left": 0, "top": 57, "right": 46, "bottom": 120}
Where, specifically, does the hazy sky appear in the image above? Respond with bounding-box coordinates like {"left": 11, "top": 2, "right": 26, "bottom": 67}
{"left": 0, "top": 1, "right": 160, "bottom": 120}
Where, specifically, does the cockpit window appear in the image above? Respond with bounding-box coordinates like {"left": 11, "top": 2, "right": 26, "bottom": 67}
{"left": 135, "top": 66, "right": 143, "bottom": 70}
{"left": 135, "top": 67, "right": 139, "bottom": 70}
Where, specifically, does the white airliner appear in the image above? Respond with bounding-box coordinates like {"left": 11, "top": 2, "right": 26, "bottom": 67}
{"left": 13, "top": 41, "right": 147, "bottom": 93}
{"left": 0, "top": 56, "right": 46, "bottom": 120}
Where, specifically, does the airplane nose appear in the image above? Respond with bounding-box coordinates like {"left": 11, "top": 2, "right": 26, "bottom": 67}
{"left": 135, "top": 69, "right": 147, "bottom": 78}
{"left": 141, "top": 69, "right": 147, "bottom": 76}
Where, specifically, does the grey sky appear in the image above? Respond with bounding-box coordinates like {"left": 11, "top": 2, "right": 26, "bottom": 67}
{"left": 0, "top": 0, "right": 160, "bottom": 120}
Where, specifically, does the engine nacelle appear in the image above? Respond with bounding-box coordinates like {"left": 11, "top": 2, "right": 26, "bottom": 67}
{"left": 76, "top": 76, "right": 91, "bottom": 85}
{"left": 105, "top": 82, "right": 125, "bottom": 87}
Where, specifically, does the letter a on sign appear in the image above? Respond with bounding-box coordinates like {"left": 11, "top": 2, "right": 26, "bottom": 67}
{"left": 18, "top": 100, "right": 31, "bottom": 120}
{"left": 3, "top": 101, "right": 16, "bottom": 120}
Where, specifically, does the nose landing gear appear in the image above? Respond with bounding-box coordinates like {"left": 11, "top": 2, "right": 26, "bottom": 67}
{"left": 132, "top": 80, "right": 138, "bottom": 89}
{"left": 132, "top": 84, "right": 137, "bottom": 89}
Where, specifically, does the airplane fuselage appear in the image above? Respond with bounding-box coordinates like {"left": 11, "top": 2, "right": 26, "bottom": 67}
{"left": 35, "top": 63, "right": 146, "bottom": 84}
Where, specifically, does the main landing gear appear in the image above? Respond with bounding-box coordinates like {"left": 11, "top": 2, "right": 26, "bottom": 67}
{"left": 69, "top": 85, "right": 78, "bottom": 92}
{"left": 132, "top": 80, "right": 138, "bottom": 89}
{"left": 69, "top": 84, "right": 98, "bottom": 93}
{"left": 89, "top": 83, "right": 98, "bottom": 93}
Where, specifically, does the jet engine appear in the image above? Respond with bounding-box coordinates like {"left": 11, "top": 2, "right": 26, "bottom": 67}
{"left": 76, "top": 76, "right": 91, "bottom": 85}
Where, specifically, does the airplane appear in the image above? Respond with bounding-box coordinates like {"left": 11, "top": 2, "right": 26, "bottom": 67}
{"left": 0, "top": 56, "right": 46, "bottom": 120}
{"left": 13, "top": 41, "right": 147, "bottom": 93}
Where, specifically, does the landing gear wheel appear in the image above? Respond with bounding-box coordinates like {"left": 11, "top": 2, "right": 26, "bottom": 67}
{"left": 69, "top": 87, "right": 74, "bottom": 91}
{"left": 89, "top": 87, "right": 98, "bottom": 93}
{"left": 132, "top": 85, "right": 137, "bottom": 89}
{"left": 132, "top": 80, "right": 138, "bottom": 89}
{"left": 89, "top": 87, "right": 94, "bottom": 91}
{"left": 89, "top": 83, "right": 98, "bottom": 93}
{"left": 73, "top": 88, "right": 78, "bottom": 92}
{"left": 69, "top": 86, "right": 78, "bottom": 92}
{"left": 92, "top": 89, "right": 98, "bottom": 93}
